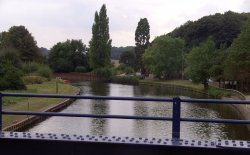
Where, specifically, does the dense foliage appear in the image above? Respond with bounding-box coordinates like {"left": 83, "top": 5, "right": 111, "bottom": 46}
{"left": 143, "top": 36, "right": 184, "bottom": 79}
{"left": 135, "top": 18, "right": 150, "bottom": 73}
{"left": 89, "top": 4, "right": 112, "bottom": 69}
{"left": 0, "top": 27, "right": 50, "bottom": 90}
{"left": 169, "top": 11, "right": 249, "bottom": 49}
{"left": 111, "top": 46, "right": 135, "bottom": 60}
{"left": 116, "top": 63, "right": 134, "bottom": 74}
{"left": 0, "top": 26, "right": 41, "bottom": 61}
{"left": 223, "top": 19, "right": 250, "bottom": 91}
{"left": 22, "top": 62, "right": 52, "bottom": 80}
{"left": 186, "top": 38, "right": 216, "bottom": 88}
{"left": 0, "top": 62, "right": 26, "bottom": 90}
{"left": 119, "top": 51, "right": 136, "bottom": 67}
{"left": 48, "top": 39, "right": 88, "bottom": 72}
{"left": 94, "top": 67, "right": 113, "bottom": 81}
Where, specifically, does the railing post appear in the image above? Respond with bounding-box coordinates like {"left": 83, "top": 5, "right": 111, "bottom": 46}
{"left": 0, "top": 93, "right": 2, "bottom": 131}
{"left": 172, "top": 97, "right": 181, "bottom": 139}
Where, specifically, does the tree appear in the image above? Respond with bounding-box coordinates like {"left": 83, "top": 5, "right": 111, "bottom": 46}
{"left": 209, "top": 45, "right": 228, "bottom": 81}
{"left": 186, "top": 38, "right": 216, "bottom": 88}
{"left": 0, "top": 62, "right": 26, "bottom": 90}
{"left": 0, "top": 48, "right": 22, "bottom": 68}
{"left": 142, "top": 36, "right": 184, "bottom": 79}
{"left": 119, "top": 51, "right": 136, "bottom": 67}
{"left": 89, "top": 4, "right": 112, "bottom": 69}
{"left": 70, "top": 40, "right": 88, "bottom": 69}
{"left": 223, "top": 19, "right": 250, "bottom": 91}
{"left": 48, "top": 40, "right": 88, "bottom": 72}
{"left": 0, "top": 26, "right": 41, "bottom": 61}
{"left": 135, "top": 18, "right": 150, "bottom": 73}
{"left": 111, "top": 46, "right": 135, "bottom": 60}
{"left": 169, "top": 11, "right": 248, "bottom": 49}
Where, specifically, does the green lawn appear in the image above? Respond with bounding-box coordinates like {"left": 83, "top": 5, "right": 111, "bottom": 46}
{"left": 2, "top": 80, "right": 79, "bottom": 128}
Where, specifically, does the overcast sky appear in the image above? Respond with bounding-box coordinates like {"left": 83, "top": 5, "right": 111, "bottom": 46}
{"left": 0, "top": 0, "right": 249, "bottom": 49}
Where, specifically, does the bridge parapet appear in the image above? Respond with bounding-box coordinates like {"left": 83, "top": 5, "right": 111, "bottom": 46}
{"left": 1, "top": 93, "right": 250, "bottom": 154}
{"left": 0, "top": 131, "right": 249, "bottom": 155}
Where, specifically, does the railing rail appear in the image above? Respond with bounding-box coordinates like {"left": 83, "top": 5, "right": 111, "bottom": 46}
{"left": 1, "top": 92, "right": 250, "bottom": 139}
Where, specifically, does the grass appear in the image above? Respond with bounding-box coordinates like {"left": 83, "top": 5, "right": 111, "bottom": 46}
{"left": 140, "top": 79, "right": 204, "bottom": 90}
{"left": 141, "top": 79, "right": 232, "bottom": 99}
{"left": 2, "top": 80, "right": 79, "bottom": 128}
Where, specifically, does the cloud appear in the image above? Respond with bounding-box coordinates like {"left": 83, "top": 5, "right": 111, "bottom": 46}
{"left": 0, "top": 0, "right": 247, "bottom": 48}
{"left": 241, "top": 0, "right": 250, "bottom": 12}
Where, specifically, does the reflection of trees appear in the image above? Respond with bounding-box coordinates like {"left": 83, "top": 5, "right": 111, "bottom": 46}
{"left": 137, "top": 83, "right": 207, "bottom": 98}
{"left": 90, "top": 82, "right": 110, "bottom": 135}
{"left": 90, "top": 81, "right": 110, "bottom": 95}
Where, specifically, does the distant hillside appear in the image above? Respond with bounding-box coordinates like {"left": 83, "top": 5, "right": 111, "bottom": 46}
{"left": 167, "top": 11, "right": 250, "bottom": 49}
{"left": 111, "top": 46, "right": 135, "bottom": 60}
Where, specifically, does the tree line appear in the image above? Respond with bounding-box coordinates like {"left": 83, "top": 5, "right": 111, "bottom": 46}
{"left": 142, "top": 11, "right": 250, "bottom": 91}
{"left": 1, "top": 4, "right": 250, "bottom": 92}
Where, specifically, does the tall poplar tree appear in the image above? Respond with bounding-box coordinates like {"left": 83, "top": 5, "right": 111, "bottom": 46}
{"left": 89, "top": 4, "right": 112, "bottom": 69}
{"left": 135, "top": 18, "right": 150, "bottom": 74}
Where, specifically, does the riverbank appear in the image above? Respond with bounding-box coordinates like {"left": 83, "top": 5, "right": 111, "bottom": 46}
{"left": 141, "top": 79, "right": 250, "bottom": 131}
{"left": 2, "top": 80, "right": 80, "bottom": 129}
{"left": 141, "top": 79, "right": 204, "bottom": 90}
{"left": 140, "top": 80, "right": 208, "bottom": 98}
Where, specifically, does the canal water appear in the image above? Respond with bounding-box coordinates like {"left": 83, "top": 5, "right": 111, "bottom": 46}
{"left": 28, "top": 81, "right": 250, "bottom": 140}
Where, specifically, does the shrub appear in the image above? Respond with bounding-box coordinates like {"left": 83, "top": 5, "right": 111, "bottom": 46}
{"left": 22, "top": 62, "right": 40, "bottom": 74}
{"left": 208, "top": 87, "right": 231, "bottom": 99}
{"left": 35, "top": 65, "right": 52, "bottom": 80}
{"left": 75, "top": 66, "right": 87, "bottom": 73}
{"left": 124, "top": 66, "right": 134, "bottom": 74}
{"left": 110, "top": 76, "right": 139, "bottom": 85}
{"left": 117, "top": 63, "right": 135, "bottom": 74}
{"left": 22, "top": 76, "right": 47, "bottom": 84}
{"left": 0, "top": 63, "right": 26, "bottom": 90}
{"left": 51, "top": 58, "right": 74, "bottom": 72}
{"left": 94, "top": 67, "right": 113, "bottom": 80}
{"left": 0, "top": 48, "right": 22, "bottom": 68}
{"left": 22, "top": 62, "right": 52, "bottom": 80}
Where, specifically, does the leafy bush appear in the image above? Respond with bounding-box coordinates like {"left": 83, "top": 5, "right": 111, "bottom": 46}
{"left": 22, "top": 62, "right": 52, "bottom": 80}
{"left": 117, "top": 63, "right": 135, "bottom": 74}
{"left": 94, "top": 67, "right": 113, "bottom": 80}
{"left": 208, "top": 88, "right": 231, "bottom": 99}
{"left": 75, "top": 66, "right": 87, "bottom": 73}
{"left": 110, "top": 76, "right": 139, "bottom": 85}
{"left": 22, "top": 62, "right": 40, "bottom": 74}
{"left": 35, "top": 65, "right": 52, "bottom": 80}
{"left": 0, "top": 63, "right": 26, "bottom": 90}
{"left": 22, "top": 76, "right": 47, "bottom": 84}
{"left": 0, "top": 48, "right": 22, "bottom": 68}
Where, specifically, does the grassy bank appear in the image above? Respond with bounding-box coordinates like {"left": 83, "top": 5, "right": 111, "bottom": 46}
{"left": 140, "top": 79, "right": 204, "bottom": 90}
{"left": 141, "top": 79, "right": 232, "bottom": 99}
{"left": 2, "top": 80, "right": 79, "bottom": 128}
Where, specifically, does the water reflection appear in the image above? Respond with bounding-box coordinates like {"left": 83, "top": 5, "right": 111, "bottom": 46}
{"left": 89, "top": 82, "right": 109, "bottom": 136}
{"left": 28, "top": 82, "right": 250, "bottom": 140}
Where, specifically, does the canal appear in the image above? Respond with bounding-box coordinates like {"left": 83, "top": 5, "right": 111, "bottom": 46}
{"left": 28, "top": 81, "right": 250, "bottom": 140}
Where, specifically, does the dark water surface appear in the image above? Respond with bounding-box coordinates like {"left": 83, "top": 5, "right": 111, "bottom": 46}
{"left": 28, "top": 81, "right": 250, "bottom": 140}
